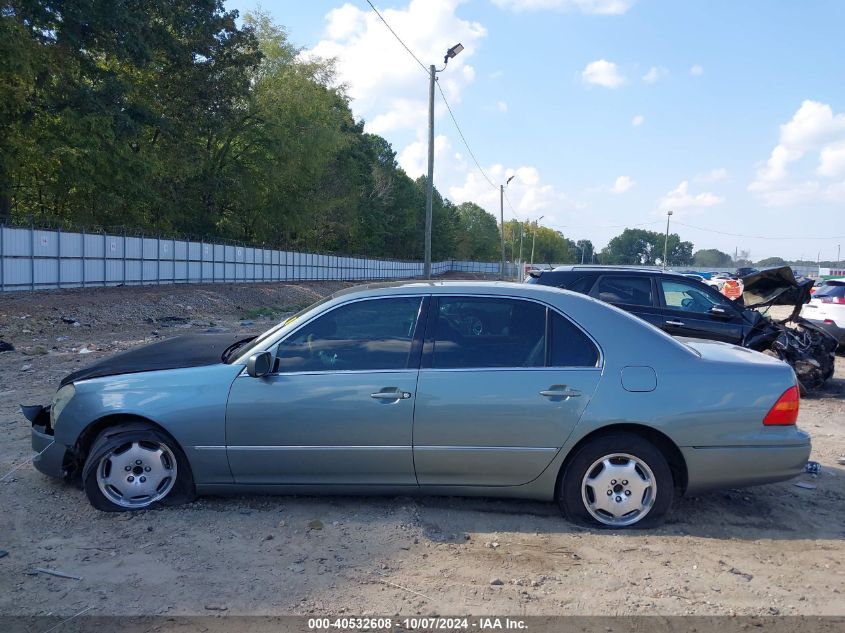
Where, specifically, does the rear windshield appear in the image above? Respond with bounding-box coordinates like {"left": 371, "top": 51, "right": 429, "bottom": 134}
{"left": 816, "top": 285, "right": 845, "bottom": 298}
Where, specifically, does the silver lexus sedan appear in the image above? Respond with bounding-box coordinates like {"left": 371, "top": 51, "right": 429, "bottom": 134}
{"left": 24, "top": 281, "right": 810, "bottom": 527}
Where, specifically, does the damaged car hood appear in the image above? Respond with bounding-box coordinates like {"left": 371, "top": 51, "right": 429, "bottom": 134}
{"left": 60, "top": 332, "right": 256, "bottom": 387}
{"left": 740, "top": 266, "right": 813, "bottom": 310}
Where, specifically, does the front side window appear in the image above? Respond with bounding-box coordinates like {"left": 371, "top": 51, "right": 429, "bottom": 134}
{"left": 432, "top": 297, "right": 546, "bottom": 369}
{"left": 660, "top": 279, "right": 732, "bottom": 314}
{"left": 276, "top": 297, "right": 422, "bottom": 372}
{"left": 592, "top": 276, "right": 653, "bottom": 307}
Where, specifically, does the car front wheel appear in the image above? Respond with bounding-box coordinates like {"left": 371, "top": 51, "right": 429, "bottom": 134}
{"left": 82, "top": 422, "right": 195, "bottom": 512}
{"left": 559, "top": 433, "right": 674, "bottom": 528}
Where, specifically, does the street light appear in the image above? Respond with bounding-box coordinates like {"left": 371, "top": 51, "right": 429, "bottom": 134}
{"left": 424, "top": 42, "right": 463, "bottom": 279}
{"left": 662, "top": 210, "right": 673, "bottom": 271}
{"left": 530, "top": 215, "right": 544, "bottom": 269}
{"left": 500, "top": 174, "right": 514, "bottom": 279}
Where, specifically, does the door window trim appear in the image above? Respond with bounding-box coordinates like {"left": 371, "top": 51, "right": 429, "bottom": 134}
{"left": 247, "top": 294, "right": 429, "bottom": 376}
{"left": 588, "top": 274, "right": 657, "bottom": 309}
{"left": 420, "top": 294, "right": 603, "bottom": 371}
{"left": 656, "top": 277, "right": 740, "bottom": 316}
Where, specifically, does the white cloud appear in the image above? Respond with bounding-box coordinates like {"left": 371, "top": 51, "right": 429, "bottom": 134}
{"left": 397, "top": 134, "right": 452, "bottom": 179}
{"left": 694, "top": 167, "right": 728, "bottom": 183}
{"left": 449, "top": 164, "right": 579, "bottom": 221}
{"left": 642, "top": 66, "right": 667, "bottom": 83}
{"left": 631, "top": 114, "right": 645, "bottom": 126}
{"left": 496, "top": 100, "right": 508, "bottom": 113}
{"left": 749, "top": 100, "right": 845, "bottom": 205}
{"left": 659, "top": 181, "right": 723, "bottom": 210}
{"left": 304, "top": 1, "right": 487, "bottom": 135}
{"left": 491, "top": 0, "right": 635, "bottom": 15}
{"left": 581, "top": 59, "right": 626, "bottom": 88}
{"left": 818, "top": 140, "right": 845, "bottom": 178}
{"left": 611, "top": 176, "right": 635, "bottom": 193}
{"left": 689, "top": 64, "right": 704, "bottom": 76}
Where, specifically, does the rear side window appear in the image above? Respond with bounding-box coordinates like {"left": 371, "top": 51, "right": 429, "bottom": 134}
{"left": 593, "top": 276, "right": 653, "bottom": 307}
{"left": 567, "top": 276, "right": 595, "bottom": 294}
{"left": 816, "top": 285, "right": 845, "bottom": 298}
{"left": 550, "top": 312, "right": 600, "bottom": 367}
{"left": 432, "top": 297, "right": 546, "bottom": 369}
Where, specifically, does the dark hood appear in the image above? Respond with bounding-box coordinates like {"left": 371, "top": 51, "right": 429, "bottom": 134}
{"left": 740, "top": 266, "right": 813, "bottom": 310}
{"left": 60, "top": 333, "right": 256, "bottom": 387}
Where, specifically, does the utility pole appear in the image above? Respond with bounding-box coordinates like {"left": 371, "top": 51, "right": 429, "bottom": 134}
{"left": 499, "top": 184, "right": 505, "bottom": 279}
{"left": 424, "top": 64, "right": 435, "bottom": 279}
{"left": 518, "top": 222, "right": 524, "bottom": 278}
{"left": 530, "top": 215, "right": 544, "bottom": 269}
{"left": 662, "top": 210, "right": 673, "bottom": 271}
{"left": 499, "top": 175, "right": 514, "bottom": 279}
{"left": 423, "top": 44, "right": 463, "bottom": 279}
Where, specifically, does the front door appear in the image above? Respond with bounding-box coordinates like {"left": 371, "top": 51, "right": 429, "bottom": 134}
{"left": 225, "top": 296, "right": 426, "bottom": 485}
{"left": 657, "top": 278, "right": 744, "bottom": 343}
{"left": 413, "top": 296, "right": 602, "bottom": 487}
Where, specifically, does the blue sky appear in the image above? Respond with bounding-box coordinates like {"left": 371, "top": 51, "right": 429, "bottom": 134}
{"left": 226, "top": 0, "right": 845, "bottom": 261}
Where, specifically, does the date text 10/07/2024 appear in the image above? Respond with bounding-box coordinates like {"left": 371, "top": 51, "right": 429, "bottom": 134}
{"left": 307, "top": 617, "right": 528, "bottom": 631}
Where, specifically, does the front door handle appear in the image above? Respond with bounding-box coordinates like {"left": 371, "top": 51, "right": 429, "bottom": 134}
{"left": 665, "top": 320, "right": 685, "bottom": 327}
{"left": 540, "top": 386, "right": 582, "bottom": 398}
{"left": 370, "top": 389, "right": 412, "bottom": 400}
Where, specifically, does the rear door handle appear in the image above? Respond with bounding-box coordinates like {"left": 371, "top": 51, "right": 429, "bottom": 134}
{"left": 665, "top": 320, "right": 685, "bottom": 326}
{"left": 540, "top": 387, "right": 582, "bottom": 398}
{"left": 370, "top": 389, "right": 412, "bottom": 400}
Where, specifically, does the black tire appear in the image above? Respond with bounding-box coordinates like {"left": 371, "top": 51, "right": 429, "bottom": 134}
{"left": 558, "top": 433, "right": 674, "bottom": 528}
{"left": 82, "top": 422, "right": 195, "bottom": 512}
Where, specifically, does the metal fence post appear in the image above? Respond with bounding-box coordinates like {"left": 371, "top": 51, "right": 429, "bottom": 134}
{"left": 81, "top": 227, "right": 86, "bottom": 288}
{"left": 30, "top": 223, "right": 35, "bottom": 290}
{"left": 56, "top": 227, "right": 62, "bottom": 289}
{"left": 0, "top": 223, "right": 4, "bottom": 292}
{"left": 102, "top": 231, "right": 107, "bottom": 287}
{"left": 122, "top": 229, "right": 127, "bottom": 286}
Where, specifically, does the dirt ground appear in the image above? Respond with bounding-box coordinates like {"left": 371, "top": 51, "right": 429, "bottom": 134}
{"left": 1, "top": 281, "right": 844, "bottom": 617}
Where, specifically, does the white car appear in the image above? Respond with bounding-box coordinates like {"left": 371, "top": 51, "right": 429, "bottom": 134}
{"left": 801, "top": 279, "right": 845, "bottom": 345}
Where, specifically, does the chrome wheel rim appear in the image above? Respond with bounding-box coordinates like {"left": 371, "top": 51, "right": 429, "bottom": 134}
{"left": 581, "top": 453, "right": 656, "bottom": 527}
{"left": 96, "top": 440, "right": 177, "bottom": 509}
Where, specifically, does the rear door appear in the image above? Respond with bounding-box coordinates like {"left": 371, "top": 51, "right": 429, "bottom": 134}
{"left": 412, "top": 295, "right": 602, "bottom": 487}
{"left": 656, "top": 278, "right": 745, "bottom": 343}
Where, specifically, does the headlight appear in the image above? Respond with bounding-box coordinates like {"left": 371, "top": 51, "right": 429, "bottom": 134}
{"left": 50, "top": 384, "right": 76, "bottom": 429}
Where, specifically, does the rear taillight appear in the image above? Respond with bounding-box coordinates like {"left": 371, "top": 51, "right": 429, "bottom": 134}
{"left": 820, "top": 296, "right": 845, "bottom": 304}
{"left": 763, "top": 386, "right": 800, "bottom": 426}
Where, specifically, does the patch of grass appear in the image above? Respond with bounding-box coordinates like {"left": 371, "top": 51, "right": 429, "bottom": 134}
{"left": 240, "top": 306, "right": 280, "bottom": 320}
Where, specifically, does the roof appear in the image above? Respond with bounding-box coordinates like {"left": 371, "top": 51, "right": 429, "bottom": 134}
{"left": 329, "top": 279, "right": 577, "bottom": 301}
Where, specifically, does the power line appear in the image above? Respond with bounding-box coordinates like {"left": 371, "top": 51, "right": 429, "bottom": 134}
{"left": 673, "top": 220, "right": 845, "bottom": 241}
{"left": 364, "top": 0, "right": 428, "bottom": 76}
{"left": 435, "top": 81, "right": 499, "bottom": 192}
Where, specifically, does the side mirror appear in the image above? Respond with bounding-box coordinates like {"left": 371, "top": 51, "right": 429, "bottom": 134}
{"left": 246, "top": 351, "right": 273, "bottom": 378}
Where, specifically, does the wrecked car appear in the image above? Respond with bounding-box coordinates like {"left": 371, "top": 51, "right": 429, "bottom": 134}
{"left": 24, "top": 281, "right": 810, "bottom": 526}
{"left": 527, "top": 265, "right": 837, "bottom": 393}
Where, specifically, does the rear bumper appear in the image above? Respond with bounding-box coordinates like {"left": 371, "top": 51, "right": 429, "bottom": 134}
{"left": 804, "top": 318, "right": 845, "bottom": 345}
{"left": 682, "top": 440, "right": 811, "bottom": 495}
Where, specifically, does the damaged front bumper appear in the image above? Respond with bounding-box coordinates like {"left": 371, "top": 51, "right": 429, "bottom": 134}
{"left": 21, "top": 404, "right": 69, "bottom": 479}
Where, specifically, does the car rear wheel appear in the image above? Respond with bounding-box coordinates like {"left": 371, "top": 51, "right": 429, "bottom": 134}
{"left": 559, "top": 433, "right": 673, "bottom": 528}
{"left": 82, "top": 422, "right": 195, "bottom": 512}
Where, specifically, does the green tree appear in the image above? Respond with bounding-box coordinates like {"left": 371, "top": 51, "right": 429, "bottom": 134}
{"left": 693, "top": 248, "right": 733, "bottom": 268}
{"left": 601, "top": 228, "right": 693, "bottom": 266}
{"left": 756, "top": 256, "right": 786, "bottom": 268}
{"left": 453, "top": 202, "right": 500, "bottom": 260}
